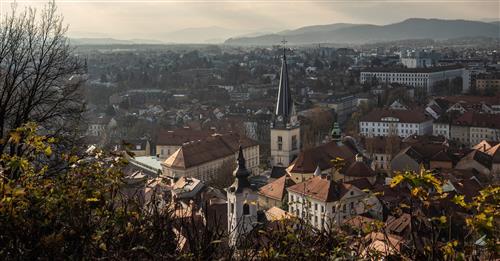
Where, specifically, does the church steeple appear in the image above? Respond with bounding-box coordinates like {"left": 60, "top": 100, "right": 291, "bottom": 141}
{"left": 227, "top": 145, "right": 258, "bottom": 247}
{"left": 275, "top": 43, "right": 293, "bottom": 122}
{"left": 229, "top": 146, "right": 253, "bottom": 193}
{"left": 270, "top": 39, "right": 301, "bottom": 168}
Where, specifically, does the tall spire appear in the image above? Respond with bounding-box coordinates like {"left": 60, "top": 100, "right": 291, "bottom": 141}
{"left": 275, "top": 38, "right": 293, "bottom": 123}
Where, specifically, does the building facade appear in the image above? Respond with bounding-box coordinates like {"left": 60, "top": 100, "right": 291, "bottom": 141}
{"left": 359, "top": 109, "right": 433, "bottom": 138}
{"left": 360, "top": 66, "right": 465, "bottom": 93}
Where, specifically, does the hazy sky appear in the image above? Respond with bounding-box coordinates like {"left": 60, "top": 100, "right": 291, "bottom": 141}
{"left": 3, "top": 0, "right": 499, "bottom": 41}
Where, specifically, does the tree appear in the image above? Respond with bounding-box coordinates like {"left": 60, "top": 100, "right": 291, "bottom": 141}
{"left": 0, "top": 123, "right": 177, "bottom": 259}
{"left": 0, "top": 2, "right": 85, "bottom": 157}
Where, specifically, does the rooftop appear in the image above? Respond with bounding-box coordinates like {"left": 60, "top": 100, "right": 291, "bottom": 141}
{"left": 361, "top": 108, "right": 431, "bottom": 123}
{"left": 361, "top": 65, "right": 463, "bottom": 74}
{"left": 163, "top": 133, "right": 258, "bottom": 169}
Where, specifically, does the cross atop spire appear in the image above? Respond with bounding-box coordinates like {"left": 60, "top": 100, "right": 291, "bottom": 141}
{"left": 281, "top": 38, "right": 288, "bottom": 47}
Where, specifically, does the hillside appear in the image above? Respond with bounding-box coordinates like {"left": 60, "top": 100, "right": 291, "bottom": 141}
{"left": 225, "top": 18, "right": 500, "bottom": 45}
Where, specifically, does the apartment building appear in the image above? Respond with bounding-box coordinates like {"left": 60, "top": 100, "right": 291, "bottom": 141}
{"left": 359, "top": 109, "right": 433, "bottom": 138}
{"left": 360, "top": 66, "right": 464, "bottom": 93}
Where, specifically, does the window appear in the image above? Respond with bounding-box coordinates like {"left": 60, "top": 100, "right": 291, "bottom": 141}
{"left": 243, "top": 203, "right": 250, "bottom": 215}
{"left": 292, "top": 135, "right": 297, "bottom": 150}
{"left": 342, "top": 204, "right": 346, "bottom": 213}
{"left": 230, "top": 203, "right": 234, "bottom": 214}
{"left": 277, "top": 136, "right": 283, "bottom": 151}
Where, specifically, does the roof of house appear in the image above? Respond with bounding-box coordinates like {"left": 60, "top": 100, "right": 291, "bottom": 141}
{"left": 259, "top": 174, "right": 296, "bottom": 201}
{"left": 363, "top": 136, "right": 402, "bottom": 154}
{"left": 156, "top": 128, "right": 215, "bottom": 146}
{"left": 287, "top": 141, "right": 357, "bottom": 174}
{"left": 361, "top": 65, "right": 463, "bottom": 73}
{"left": 123, "top": 139, "right": 149, "bottom": 151}
{"left": 270, "top": 166, "right": 287, "bottom": 179}
{"left": 438, "top": 95, "right": 500, "bottom": 106}
{"left": 265, "top": 206, "right": 293, "bottom": 221}
{"left": 344, "top": 161, "right": 376, "bottom": 178}
{"left": 344, "top": 178, "right": 374, "bottom": 191}
{"left": 473, "top": 140, "right": 500, "bottom": 152}
{"left": 485, "top": 143, "right": 500, "bottom": 163}
{"left": 163, "top": 133, "right": 258, "bottom": 169}
{"left": 453, "top": 112, "right": 500, "bottom": 129}
{"left": 459, "top": 149, "right": 492, "bottom": 169}
{"left": 431, "top": 150, "right": 453, "bottom": 162}
{"left": 360, "top": 108, "right": 431, "bottom": 123}
{"left": 287, "top": 175, "right": 354, "bottom": 202}
{"left": 343, "top": 215, "right": 377, "bottom": 230}
{"left": 385, "top": 213, "right": 411, "bottom": 234}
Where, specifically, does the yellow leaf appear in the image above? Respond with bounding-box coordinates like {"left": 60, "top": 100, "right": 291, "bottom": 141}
{"left": 13, "top": 188, "right": 25, "bottom": 197}
{"left": 390, "top": 175, "right": 404, "bottom": 188}
{"left": 9, "top": 131, "right": 21, "bottom": 144}
{"left": 44, "top": 146, "right": 52, "bottom": 156}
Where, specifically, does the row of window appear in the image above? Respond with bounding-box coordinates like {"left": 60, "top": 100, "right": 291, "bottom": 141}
{"left": 361, "top": 122, "right": 419, "bottom": 128}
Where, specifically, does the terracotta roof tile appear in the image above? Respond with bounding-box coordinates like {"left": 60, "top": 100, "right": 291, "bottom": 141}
{"left": 163, "top": 133, "right": 258, "bottom": 169}
{"left": 287, "top": 175, "right": 354, "bottom": 202}
{"left": 259, "top": 174, "right": 296, "bottom": 201}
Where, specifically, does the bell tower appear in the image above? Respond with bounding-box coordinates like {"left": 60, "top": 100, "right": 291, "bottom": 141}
{"left": 227, "top": 146, "right": 258, "bottom": 247}
{"left": 270, "top": 40, "right": 300, "bottom": 167}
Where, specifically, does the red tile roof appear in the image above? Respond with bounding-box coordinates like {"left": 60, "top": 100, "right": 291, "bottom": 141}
{"left": 163, "top": 133, "right": 258, "bottom": 169}
{"left": 453, "top": 112, "right": 500, "bottom": 129}
{"left": 259, "top": 174, "right": 296, "bottom": 201}
{"left": 287, "top": 175, "right": 353, "bottom": 202}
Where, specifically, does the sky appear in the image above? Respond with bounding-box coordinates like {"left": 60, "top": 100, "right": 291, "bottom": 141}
{"left": 1, "top": 0, "right": 499, "bottom": 42}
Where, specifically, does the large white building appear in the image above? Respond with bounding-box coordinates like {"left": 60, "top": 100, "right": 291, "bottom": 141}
{"left": 360, "top": 66, "right": 465, "bottom": 93}
{"left": 287, "top": 174, "right": 382, "bottom": 230}
{"left": 359, "top": 109, "right": 433, "bottom": 138}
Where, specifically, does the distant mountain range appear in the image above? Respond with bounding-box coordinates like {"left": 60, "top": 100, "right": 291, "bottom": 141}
{"left": 69, "top": 27, "right": 277, "bottom": 45}
{"left": 69, "top": 18, "right": 500, "bottom": 46}
{"left": 69, "top": 38, "right": 164, "bottom": 45}
{"left": 225, "top": 18, "right": 500, "bottom": 45}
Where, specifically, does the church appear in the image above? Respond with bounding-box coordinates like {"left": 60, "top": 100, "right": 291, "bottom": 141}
{"left": 226, "top": 44, "right": 381, "bottom": 246}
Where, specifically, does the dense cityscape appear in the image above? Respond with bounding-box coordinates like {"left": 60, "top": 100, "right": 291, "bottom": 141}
{"left": 0, "top": 2, "right": 499, "bottom": 260}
